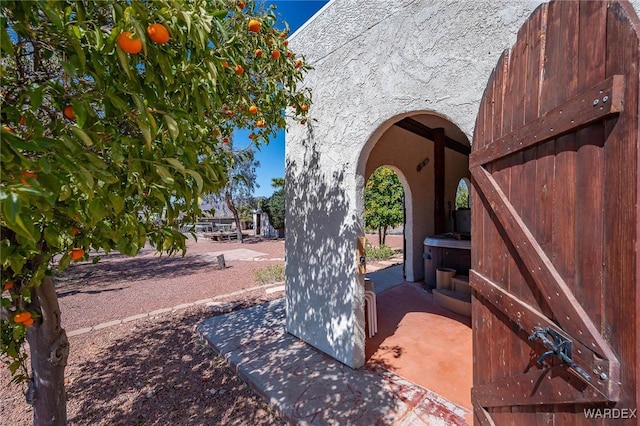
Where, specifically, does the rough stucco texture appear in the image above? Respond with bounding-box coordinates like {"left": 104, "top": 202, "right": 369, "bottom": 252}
{"left": 284, "top": 0, "right": 640, "bottom": 368}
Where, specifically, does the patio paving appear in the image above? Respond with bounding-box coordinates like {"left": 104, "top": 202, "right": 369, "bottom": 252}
{"left": 197, "top": 286, "right": 472, "bottom": 425}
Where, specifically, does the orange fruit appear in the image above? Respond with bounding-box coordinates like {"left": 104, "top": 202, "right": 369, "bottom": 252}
{"left": 300, "top": 119, "right": 306, "bottom": 125}
{"left": 291, "top": 103, "right": 297, "bottom": 108}
{"left": 248, "top": 19, "right": 261, "bottom": 33}
{"left": 301, "top": 104, "right": 308, "bottom": 111}
{"left": 19, "top": 116, "right": 26, "bottom": 126}
{"left": 20, "top": 170, "right": 37, "bottom": 186}
{"left": 295, "top": 60, "right": 303, "bottom": 69}
{"left": 271, "top": 50, "right": 280, "bottom": 60}
{"left": 22, "top": 318, "right": 34, "bottom": 327}
{"left": 63, "top": 105, "right": 75, "bottom": 120}
{"left": 237, "top": 1, "right": 245, "bottom": 9}
{"left": 222, "top": 137, "right": 230, "bottom": 144}
{"left": 147, "top": 23, "right": 170, "bottom": 44}
{"left": 117, "top": 31, "right": 143, "bottom": 54}
{"left": 249, "top": 105, "right": 258, "bottom": 114}
{"left": 222, "top": 61, "right": 229, "bottom": 68}
{"left": 255, "top": 48, "right": 263, "bottom": 57}
{"left": 226, "top": 110, "right": 234, "bottom": 118}
{"left": 235, "top": 64, "right": 244, "bottom": 75}
{"left": 214, "top": 129, "right": 221, "bottom": 136}
{"left": 4, "top": 282, "right": 13, "bottom": 291}
{"left": 281, "top": 31, "right": 287, "bottom": 38}
{"left": 283, "top": 40, "right": 289, "bottom": 46}
{"left": 70, "top": 248, "right": 84, "bottom": 261}
{"left": 72, "top": 227, "right": 80, "bottom": 236}
{"left": 248, "top": 133, "right": 255, "bottom": 139}
{"left": 256, "top": 120, "right": 265, "bottom": 128}
{"left": 14, "top": 312, "right": 31, "bottom": 323}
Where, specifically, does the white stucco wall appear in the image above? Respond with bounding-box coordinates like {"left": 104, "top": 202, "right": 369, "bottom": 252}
{"left": 285, "top": 0, "right": 640, "bottom": 368}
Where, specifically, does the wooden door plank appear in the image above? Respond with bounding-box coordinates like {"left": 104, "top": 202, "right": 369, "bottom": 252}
{"left": 470, "top": 165, "right": 620, "bottom": 393}
{"left": 574, "top": 0, "right": 607, "bottom": 343}
{"left": 603, "top": 0, "right": 640, "bottom": 413}
{"left": 472, "top": 365, "right": 614, "bottom": 407}
{"left": 468, "top": 75, "right": 624, "bottom": 169}
{"left": 507, "top": 14, "right": 541, "bottom": 425}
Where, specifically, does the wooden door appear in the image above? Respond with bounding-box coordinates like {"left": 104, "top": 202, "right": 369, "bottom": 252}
{"left": 470, "top": 1, "right": 639, "bottom": 424}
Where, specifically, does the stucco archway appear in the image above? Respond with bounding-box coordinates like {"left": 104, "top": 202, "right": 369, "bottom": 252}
{"left": 357, "top": 111, "right": 471, "bottom": 284}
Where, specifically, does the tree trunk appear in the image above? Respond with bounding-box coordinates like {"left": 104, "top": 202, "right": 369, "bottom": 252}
{"left": 26, "top": 275, "right": 69, "bottom": 426}
{"left": 378, "top": 228, "right": 382, "bottom": 246}
{"left": 225, "top": 192, "right": 244, "bottom": 243}
{"left": 382, "top": 225, "right": 387, "bottom": 246}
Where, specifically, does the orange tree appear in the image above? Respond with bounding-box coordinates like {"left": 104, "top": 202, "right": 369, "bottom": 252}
{"left": 0, "top": 0, "right": 310, "bottom": 423}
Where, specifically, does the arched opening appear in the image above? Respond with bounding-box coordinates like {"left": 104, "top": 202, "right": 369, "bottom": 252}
{"left": 357, "top": 111, "right": 473, "bottom": 412}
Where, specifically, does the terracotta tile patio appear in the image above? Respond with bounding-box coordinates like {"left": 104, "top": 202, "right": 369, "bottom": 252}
{"left": 365, "top": 278, "right": 473, "bottom": 412}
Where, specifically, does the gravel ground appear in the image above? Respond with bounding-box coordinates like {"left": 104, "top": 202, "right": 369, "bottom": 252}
{"left": 1, "top": 236, "right": 286, "bottom": 426}
{"left": 1, "top": 234, "right": 404, "bottom": 425}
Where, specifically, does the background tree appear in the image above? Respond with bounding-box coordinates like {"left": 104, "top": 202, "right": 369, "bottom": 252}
{"left": 262, "top": 176, "right": 285, "bottom": 237}
{"left": 206, "top": 144, "right": 259, "bottom": 242}
{"left": 0, "top": 1, "right": 311, "bottom": 423}
{"left": 365, "top": 166, "right": 404, "bottom": 245}
{"left": 455, "top": 178, "right": 470, "bottom": 209}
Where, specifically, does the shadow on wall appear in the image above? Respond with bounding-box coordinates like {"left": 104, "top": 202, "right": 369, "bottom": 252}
{"left": 285, "top": 124, "right": 365, "bottom": 368}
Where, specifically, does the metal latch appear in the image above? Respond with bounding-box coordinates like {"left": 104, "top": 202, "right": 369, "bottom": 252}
{"left": 528, "top": 326, "right": 591, "bottom": 382}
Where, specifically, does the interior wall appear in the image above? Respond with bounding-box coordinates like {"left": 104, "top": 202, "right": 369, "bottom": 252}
{"left": 365, "top": 121, "right": 470, "bottom": 281}
{"left": 366, "top": 126, "right": 434, "bottom": 281}
{"left": 445, "top": 149, "right": 471, "bottom": 232}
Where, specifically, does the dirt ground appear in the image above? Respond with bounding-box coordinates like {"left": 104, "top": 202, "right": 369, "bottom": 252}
{"left": 0, "top": 233, "right": 404, "bottom": 425}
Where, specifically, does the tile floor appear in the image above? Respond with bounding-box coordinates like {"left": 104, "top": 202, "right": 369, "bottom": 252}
{"left": 365, "top": 280, "right": 473, "bottom": 412}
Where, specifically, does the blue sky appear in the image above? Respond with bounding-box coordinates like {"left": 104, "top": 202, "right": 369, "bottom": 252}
{"left": 235, "top": 0, "right": 328, "bottom": 197}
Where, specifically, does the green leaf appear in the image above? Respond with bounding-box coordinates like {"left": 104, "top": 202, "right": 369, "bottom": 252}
{"left": 2, "top": 193, "right": 20, "bottom": 225}
{"left": 88, "top": 199, "right": 106, "bottom": 221}
{"left": 71, "top": 126, "right": 93, "bottom": 146}
{"left": 77, "top": 166, "right": 95, "bottom": 190}
{"left": 71, "top": 101, "right": 88, "bottom": 128}
{"left": 58, "top": 253, "right": 71, "bottom": 271}
{"left": 107, "top": 93, "right": 129, "bottom": 112}
{"left": 13, "top": 215, "right": 37, "bottom": 243}
{"left": 164, "top": 158, "right": 185, "bottom": 171}
{"left": 0, "top": 17, "right": 13, "bottom": 55}
{"left": 155, "top": 165, "right": 174, "bottom": 185}
{"left": 43, "top": 226, "right": 62, "bottom": 248}
{"left": 108, "top": 193, "right": 124, "bottom": 214}
{"left": 30, "top": 86, "right": 44, "bottom": 109}
{"left": 116, "top": 46, "right": 133, "bottom": 79}
{"left": 42, "top": 5, "right": 64, "bottom": 29}
{"left": 137, "top": 120, "right": 152, "bottom": 149}
{"left": 186, "top": 170, "right": 203, "bottom": 193}
{"left": 163, "top": 115, "right": 179, "bottom": 141}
